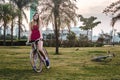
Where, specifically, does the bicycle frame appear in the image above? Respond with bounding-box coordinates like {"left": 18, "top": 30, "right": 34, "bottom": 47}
{"left": 26, "top": 39, "right": 49, "bottom": 72}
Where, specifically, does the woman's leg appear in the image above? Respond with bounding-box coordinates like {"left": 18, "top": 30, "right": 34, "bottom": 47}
{"left": 37, "top": 40, "right": 46, "bottom": 59}
{"left": 37, "top": 40, "right": 50, "bottom": 68}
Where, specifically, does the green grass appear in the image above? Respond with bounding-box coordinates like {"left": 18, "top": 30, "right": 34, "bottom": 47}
{"left": 0, "top": 46, "right": 120, "bottom": 80}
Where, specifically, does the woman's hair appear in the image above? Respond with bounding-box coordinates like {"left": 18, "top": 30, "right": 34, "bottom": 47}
{"left": 30, "top": 12, "right": 39, "bottom": 30}
{"left": 33, "top": 12, "right": 39, "bottom": 24}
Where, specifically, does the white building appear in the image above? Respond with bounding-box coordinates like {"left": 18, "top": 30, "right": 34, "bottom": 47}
{"left": 42, "top": 27, "right": 92, "bottom": 40}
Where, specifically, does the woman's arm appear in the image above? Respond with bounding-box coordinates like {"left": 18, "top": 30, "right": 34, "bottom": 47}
{"left": 39, "top": 19, "right": 43, "bottom": 39}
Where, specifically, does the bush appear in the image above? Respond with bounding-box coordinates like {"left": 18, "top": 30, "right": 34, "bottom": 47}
{"left": 0, "top": 40, "right": 26, "bottom": 46}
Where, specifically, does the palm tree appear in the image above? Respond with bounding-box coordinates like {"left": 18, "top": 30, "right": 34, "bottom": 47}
{"left": 10, "top": 0, "right": 34, "bottom": 40}
{"left": 88, "top": 16, "right": 101, "bottom": 41}
{"left": 0, "top": 3, "right": 12, "bottom": 45}
{"left": 103, "top": 0, "right": 120, "bottom": 45}
{"left": 38, "top": 0, "right": 78, "bottom": 54}
{"left": 78, "top": 15, "right": 90, "bottom": 40}
{"left": 103, "top": 0, "right": 120, "bottom": 27}
{"left": 9, "top": 5, "right": 19, "bottom": 46}
{"left": 78, "top": 15, "right": 101, "bottom": 41}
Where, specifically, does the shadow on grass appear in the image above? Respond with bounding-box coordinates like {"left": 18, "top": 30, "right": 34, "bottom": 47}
{"left": 0, "top": 68, "right": 37, "bottom": 80}
{"left": 88, "top": 51, "right": 106, "bottom": 54}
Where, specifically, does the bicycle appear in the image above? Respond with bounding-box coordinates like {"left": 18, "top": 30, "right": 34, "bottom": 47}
{"left": 91, "top": 51, "right": 115, "bottom": 62}
{"left": 26, "top": 39, "right": 50, "bottom": 73}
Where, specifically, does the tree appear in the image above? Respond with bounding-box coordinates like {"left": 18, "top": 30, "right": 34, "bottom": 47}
{"left": 99, "top": 30, "right": 113, "bottom": 45}
{"left": 10, "top": 0, "right": 34, "bottom": 40}
{"left": 78, "top": 34, "right": 88, "bottom": 47}
{"left": 0, "top": 27, "right": 2, "bottom": 36}
{"left": 66, "top": 31, "right": 77, "bottom": 47}
{"left": 103, "top": 0, "right": 120, "bottom": 27}
{"left": 10, "top": 8, "right": 19, "bottom": 45}
{"left": 103, "top": 0, "right": 120, "bottom": 45}
{"left": 38, "top": 0, "right": 78, "bottom": 54}
{"left": 0, "top": 3, "right": 12, "bottom": 45}
{"left": 97, "top": 35, "right": 104, "bottom": 47}
{"left": 78, "top": 15, "right": 101, "bottom": 42}
{"left": 118, "top": 32, "right": 120, "bottom": 38}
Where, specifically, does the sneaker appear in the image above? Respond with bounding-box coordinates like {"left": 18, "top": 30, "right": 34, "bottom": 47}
{"left": 33, "top": 66, "right": 36, "bottom": 71}
{"left": 45, "top": 59, "right": 50, "bottom": 69}
{"left": 46, "top": 65, "right": 50, "bottom": 69}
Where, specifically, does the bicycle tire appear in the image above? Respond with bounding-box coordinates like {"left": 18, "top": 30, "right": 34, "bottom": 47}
{"left": 43, "top": 48, "right": 50, "bottom": 68}
{"left": 30, "top": 50, "right": 43, "bottom": 73}
{"left": 43, "top": 48, "right": 48, "bottom": 57}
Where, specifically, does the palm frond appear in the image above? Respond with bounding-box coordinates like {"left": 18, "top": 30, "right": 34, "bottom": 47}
{"left": 111, "top": 13, "right": 120, "bottom": 27}
{"left": 103, "top": 0, "right": 120, "bottom": 15}
{"left": 38, "top": 0, "right": 78, "bottom": 30}
{"left": 11, "top": 0, "right": 34, "bottom": 9}
{"left": 22, "top": 10, "right": 28, "bottom": 23}
{"left": 1, "top": 0, "right": 5, "bottom": 3}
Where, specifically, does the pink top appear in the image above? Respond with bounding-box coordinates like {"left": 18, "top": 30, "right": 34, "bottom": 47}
{"left": 30, "top": 25, "right": 41, "bottom": 41}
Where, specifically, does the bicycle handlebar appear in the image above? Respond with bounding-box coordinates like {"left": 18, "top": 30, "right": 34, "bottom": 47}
{"left": 26, "top": 38, "right": 44, "bottom": 46}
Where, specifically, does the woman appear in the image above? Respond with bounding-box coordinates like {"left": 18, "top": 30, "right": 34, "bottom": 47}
{"left": 27, "top": 12, "right": 50, "bottom": 69}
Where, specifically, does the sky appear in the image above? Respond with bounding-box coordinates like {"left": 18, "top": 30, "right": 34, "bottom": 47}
{"left": 76, "top": 0, "right": 120, "bottom": 36}
{"left": 21, "top": 0, "right": 120, "bottom": 36}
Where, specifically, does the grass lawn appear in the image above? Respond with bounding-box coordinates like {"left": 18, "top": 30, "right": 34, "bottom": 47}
{"left": 0, "top": 46, "right": 120, "bottom": 80}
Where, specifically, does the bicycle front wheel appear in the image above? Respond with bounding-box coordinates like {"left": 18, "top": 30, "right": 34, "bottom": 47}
{"left": 30, "top": 51, "right": 43, "bottom": 73}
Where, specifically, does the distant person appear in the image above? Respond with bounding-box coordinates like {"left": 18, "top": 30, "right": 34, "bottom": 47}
{"left": 26, "top": 12, "right": 50, "bottom": 69}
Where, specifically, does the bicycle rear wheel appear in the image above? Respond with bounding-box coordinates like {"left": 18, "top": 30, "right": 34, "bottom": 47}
{"left": 30, "top": 51, "right": 43, "bottom": 72}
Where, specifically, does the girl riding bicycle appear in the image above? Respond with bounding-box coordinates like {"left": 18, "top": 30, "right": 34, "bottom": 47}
{"left": 27, "top": 12, "right": 50, "bottom": 69}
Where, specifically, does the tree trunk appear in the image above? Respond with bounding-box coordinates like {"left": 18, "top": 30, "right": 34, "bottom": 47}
{"left": 18, "top": 15, "right": 21, "bottom": 40}
{"left": 11, "top": 20, "right": 14, "bottom": 46}
{"left": 87, "top": 30, "right": 89, "bottom": 42}
{"left": 3, "top": 23, "right": 6, "bottom": 46}
{"left": 91, "top": 28, "right": 93, "bottom": 42}
{"left": 54, "top": 14, "right": 59, "bottom": 54}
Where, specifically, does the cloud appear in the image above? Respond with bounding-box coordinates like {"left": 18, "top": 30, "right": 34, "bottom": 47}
{"left": 76, "top": 0, "right": 120, "bottom": 36}
{"left": 77, "top": 0, "right": 118, "bottom": 14}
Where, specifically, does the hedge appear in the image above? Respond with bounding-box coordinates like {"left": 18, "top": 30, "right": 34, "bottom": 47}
{"left": 0, "top": 40, "right": 26, "bottom": 46}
